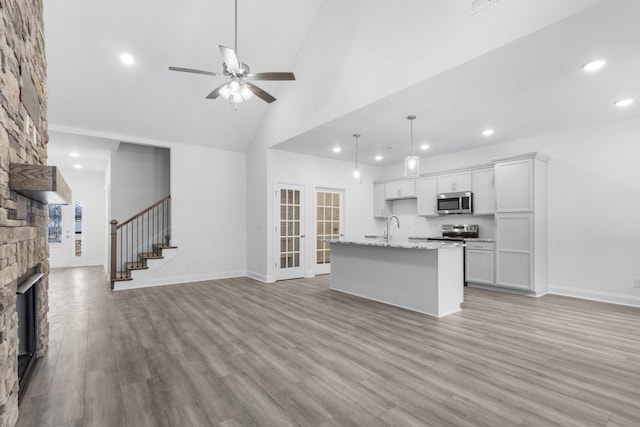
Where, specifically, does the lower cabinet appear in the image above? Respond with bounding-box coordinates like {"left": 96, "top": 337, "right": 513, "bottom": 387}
{"left": 495, "top": 213, "right": 533, "bottom": 291}
{"left": 465, "top": 241, "right": 495, "bottom": 285}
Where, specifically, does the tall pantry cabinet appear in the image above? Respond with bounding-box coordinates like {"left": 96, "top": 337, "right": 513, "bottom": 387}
{"left": 494, "top": 152, "right": 549, "bottom": 295}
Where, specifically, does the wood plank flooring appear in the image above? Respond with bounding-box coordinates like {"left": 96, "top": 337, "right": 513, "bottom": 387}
{"left": 17, "top": 266, "right": 640, "bottom": 426}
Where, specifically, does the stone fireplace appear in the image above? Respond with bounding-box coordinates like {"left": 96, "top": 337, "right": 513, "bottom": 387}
{"left": 1, "top": 0, "right": 50, "bottom": 426}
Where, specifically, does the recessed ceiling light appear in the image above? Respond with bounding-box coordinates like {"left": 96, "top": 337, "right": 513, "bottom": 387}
{"left": 120, "top": 53, "right": 134, "bottom": 65}
{"left": 582, "top": 59, "right": 606, "bottom": 72}
{"left": 74, "top": 164, "right": 83, "bottom": 169}
{"left": 615, "top": 98, "right": 634, "bottom": 108}
{"left": 69, "top": 152, "right": 79, "bottom": 157}
{"left": 420, "top": 144, "right": 429, "bottom": 151}
{"left": 375, "top": 155, "right": 383, "bottom": 161}
{"left": 332, "top": 147, "right": 342, "bottom": 153}
{"left": 482, "top": 129, "right": 494, "bottom": 136}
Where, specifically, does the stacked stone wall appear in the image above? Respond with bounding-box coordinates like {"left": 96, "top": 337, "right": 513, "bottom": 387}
{"left": 0, "top": 0, "right": 49, "bottom": 425}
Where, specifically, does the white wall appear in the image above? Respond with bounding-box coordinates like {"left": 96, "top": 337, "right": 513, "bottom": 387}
{"left": 375, "top": 117, "right": 640, "bottom": 301}
{"left": 110, "top": 142, "right": 170, "bottom": 221}
{"left": 246, "top": 138, "right": 269, "bottom": 281}
{"left": 55, "top": 168, "right": 107, "bottom": 267}
{"left": 247, "top": 0, "right": 606, "bottom": 283}
{"left": 150, "top": 144, "right": 247, "bottom": 283}
{"left": 259, "top": 149, "right": 382, "bottom": 282}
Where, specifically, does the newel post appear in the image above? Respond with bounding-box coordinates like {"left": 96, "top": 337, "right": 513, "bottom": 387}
{"left": 110, "top": 220, "right": 118, "bottom": 289}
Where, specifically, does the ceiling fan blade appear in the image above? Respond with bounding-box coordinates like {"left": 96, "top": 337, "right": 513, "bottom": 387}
{"left": 245, "top": 82, "right": 276, "bottom": 103}
{"left": 219, "top": 45, "right": 240, "bottom": 72}
{"left": 246, "top": 72, "right": 296, "bottom": 81}
{"left": 205, "top": 82, "right": 230, "bottom": 99}
{"left": 168, "top": 66, "right": 218, "bottom": 76}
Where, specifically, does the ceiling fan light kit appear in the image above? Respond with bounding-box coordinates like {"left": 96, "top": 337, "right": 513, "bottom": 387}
{"left": 168, "top": 0, "right": 295, "bottom": 104}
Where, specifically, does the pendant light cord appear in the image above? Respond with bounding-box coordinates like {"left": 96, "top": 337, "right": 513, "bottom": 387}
{"left": 407, "top": 115, "right": 416, "bottom": 156}
{"left": 353, "top": 133, "right": 360, "bottom": 168}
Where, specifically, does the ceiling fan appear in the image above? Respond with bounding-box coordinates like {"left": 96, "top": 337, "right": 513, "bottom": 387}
{"left": 168, "top": 0, "right": 295, "bottom": 104}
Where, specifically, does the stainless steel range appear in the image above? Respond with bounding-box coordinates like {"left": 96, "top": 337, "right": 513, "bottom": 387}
{"left": 427, "top": 224, "right": 479, "bottom": 242}
{"left": 428, "top": 225, "right": 479, "bottom": 287}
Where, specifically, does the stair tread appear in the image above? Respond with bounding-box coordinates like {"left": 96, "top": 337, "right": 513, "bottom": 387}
{"left": 152, "top": 243, "right": 177, "bottom": 248}
{"left": 112, "top": 275, "right": 133, "bottom": 282}
{"left": 139, "top": 252, "right": 164, "bottom": 259}
{"left": 125, "top": 262, "right": 149, "bottom": 270}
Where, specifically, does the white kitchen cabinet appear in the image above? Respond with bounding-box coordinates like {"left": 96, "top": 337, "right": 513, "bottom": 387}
{"left": 493, "top": 152, "right": 549, "bottom": 295}
{"left": 373, "top": 183, "right": 391, "bottom": 218}
{"left": 416, "top": 176, "right": 438, "bottom": 217}
{"left": 385, "top": 178, "right": 416, "bottom": 200}
{"left": 465, "top": 241, "right": 495, "bottom": 286}
{"left": 495, "top": 214, "right": 533, "bottom": 290}
{"left": 472, "top": 167, "right": 495, "bottom": 215}
{"left": 437, "top": 170, "right": 472, "bottom": 193}
{"left": 495, "top": 158, "right": 533, "bottom": 212}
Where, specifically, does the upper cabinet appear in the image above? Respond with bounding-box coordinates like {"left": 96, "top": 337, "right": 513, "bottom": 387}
{"left": 416, "top": 176, "right": 438, "bottom": 217}
{"left": 495, "top": 158, "right": 534, "bottom": 212}
{"left": 385, "top": 178, "right": 416, "bottom": 200}
{"left": 437, "top": 171, "right": 471, "bottom": 193}
{"left": 373, "top": 183, "right": 391, "bottom": 218}
{"left": 472, "top": 167, "right": 495, "bottom": 216}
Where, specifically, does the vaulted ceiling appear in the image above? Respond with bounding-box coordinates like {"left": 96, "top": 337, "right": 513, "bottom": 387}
{"left": 45, "top": 0, "right": 640, "bottom": 169}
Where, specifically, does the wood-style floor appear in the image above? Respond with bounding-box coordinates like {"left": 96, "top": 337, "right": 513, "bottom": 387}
{"left": 17, "top": 267, "right": 640, "bottom": 427}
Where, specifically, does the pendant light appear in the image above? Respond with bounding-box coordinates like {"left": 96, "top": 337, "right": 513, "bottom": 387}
{"left": 404, "top": 115, "right": 419, "bottom": 177}
{"left": 352, "top": 133, "right": 362, "bottom": 183}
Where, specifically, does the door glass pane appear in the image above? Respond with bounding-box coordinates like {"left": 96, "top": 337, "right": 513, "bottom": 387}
{"left": 279, "top": 189, "right": 301, "bottom": 270}
{"left": 48, "top": 205, "right": 63, "bottom": 243}
{"left": 316, "top": 191, "right": 341, "bottom": 265}
{"left": 74, "top": 201, "right": 83, "bottom": 256}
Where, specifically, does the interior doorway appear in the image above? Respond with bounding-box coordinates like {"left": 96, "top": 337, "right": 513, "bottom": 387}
{"left": 314, "top": 188, "right": 345, "bottom": 275}
{"left": 48, "top": 197, "right": 87, "bottom": 268}
{"left": 274, "top": 184, "right": 305, "bottom": 281}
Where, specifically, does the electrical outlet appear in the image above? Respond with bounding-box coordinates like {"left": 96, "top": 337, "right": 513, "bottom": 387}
{"left": 635, "top": 277, "right": 640, "bottom": 288}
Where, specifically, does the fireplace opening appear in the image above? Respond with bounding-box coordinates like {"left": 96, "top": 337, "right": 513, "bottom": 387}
{"left": 16, "top": 265, "right": 43, "bottom": 402}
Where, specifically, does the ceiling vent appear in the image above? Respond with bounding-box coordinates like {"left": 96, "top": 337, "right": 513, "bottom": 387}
{"left": 471, "top": 0, "right": 500, "bottom": 15}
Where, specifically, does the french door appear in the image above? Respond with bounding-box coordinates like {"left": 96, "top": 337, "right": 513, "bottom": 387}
{"left": 315, "top": 188, "right": 344, "bottom": 275}
{"left": 48, "top": 198, "right": 87, "bottom": 268}
{"left": 48, "top": 204, "right": 72, "bottom": 268}
{"left": 274, "top": 184, "right": 305, "bottom": 280}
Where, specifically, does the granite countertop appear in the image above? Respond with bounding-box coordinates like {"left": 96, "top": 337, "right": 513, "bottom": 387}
{"left": 330, "top": 240, "right": 464, "bottom": 250}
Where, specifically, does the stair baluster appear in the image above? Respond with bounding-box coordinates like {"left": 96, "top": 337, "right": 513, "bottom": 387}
{"left": 109, "top": 196, "right": 175, "bottom": 289}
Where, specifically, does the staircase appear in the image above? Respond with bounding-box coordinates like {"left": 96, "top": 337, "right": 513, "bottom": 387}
{"left": 110, "top": 196, "right": 177, "bottom": 290}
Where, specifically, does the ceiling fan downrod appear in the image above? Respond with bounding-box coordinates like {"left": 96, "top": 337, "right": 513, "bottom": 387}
{"left": 234, "top": 0, "right": 238, "bottom": 58}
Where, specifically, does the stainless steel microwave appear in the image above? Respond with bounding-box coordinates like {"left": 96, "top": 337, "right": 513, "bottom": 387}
{"left": 437, "top": 191, "right": 473, "bottom": 215}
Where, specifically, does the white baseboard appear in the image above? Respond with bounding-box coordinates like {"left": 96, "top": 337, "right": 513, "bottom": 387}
{"left": 246, "top": 270, "right": 274, "bottom": 283}
{"left": 548, "top": 286, "right": 640, "bottom": 308}
{"left": 467, "top": 283, "right": 545, "bottom": 297}
{"left": 113, "top": 270, "right": 247, "bottom": 291}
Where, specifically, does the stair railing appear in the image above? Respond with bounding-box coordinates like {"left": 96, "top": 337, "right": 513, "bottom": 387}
{"left": 110, "top": 195, "right": 171, "bottom": 289}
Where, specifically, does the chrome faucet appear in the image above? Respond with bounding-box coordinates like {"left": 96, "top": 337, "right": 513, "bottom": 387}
{"left": 386, "top": 215, "right": 400, "bottom": 245}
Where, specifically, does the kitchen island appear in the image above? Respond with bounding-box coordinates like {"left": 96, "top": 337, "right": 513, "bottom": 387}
{"left": 330, "top": 240, "right": 464, "bottom": 317}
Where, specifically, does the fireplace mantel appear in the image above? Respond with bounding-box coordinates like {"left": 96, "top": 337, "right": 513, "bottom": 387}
{"left": 9, "top": 164, "right": 72, "bottom": 204}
